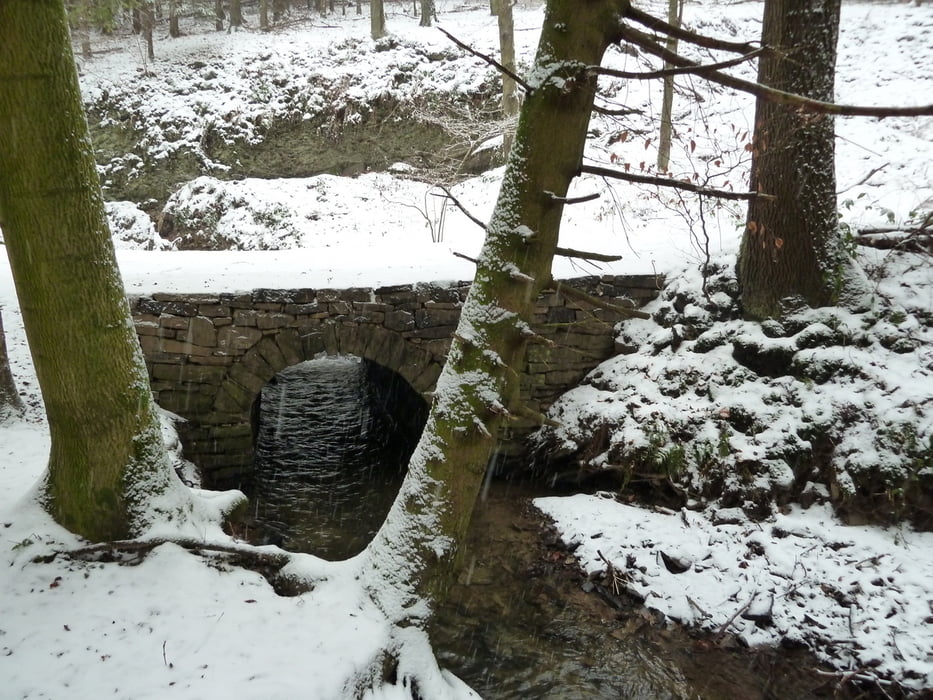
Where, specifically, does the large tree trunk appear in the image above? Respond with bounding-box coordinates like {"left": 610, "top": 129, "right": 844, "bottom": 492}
{"left": 0, "top": 0, "right": 194, "bottom": 541}
{"left": 0, "top": 310, "right": 24, "bottom": 420}
{"left": 360, "top": 0, "right": 631, "bottom": 632}
{"left": 738, "top": 0, "right": 865, "bottom": 320}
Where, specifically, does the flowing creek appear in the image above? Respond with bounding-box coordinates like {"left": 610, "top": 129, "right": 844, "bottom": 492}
{"left": 244, "top": 357, "right": 854, "bottom": 699}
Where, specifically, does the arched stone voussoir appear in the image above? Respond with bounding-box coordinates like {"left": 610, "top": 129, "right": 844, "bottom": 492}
{"left": 213, "top": 378, "right": 256, "bottom": 415}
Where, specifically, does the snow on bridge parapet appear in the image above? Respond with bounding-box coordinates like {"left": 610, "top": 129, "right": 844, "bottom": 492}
{"left": 129, "top": 274, "right": 663, "bottom": 486}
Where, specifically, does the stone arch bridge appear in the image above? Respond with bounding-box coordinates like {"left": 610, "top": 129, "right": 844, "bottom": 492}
{"left": 131, "top": 275, "right": 661, "bottom": 487}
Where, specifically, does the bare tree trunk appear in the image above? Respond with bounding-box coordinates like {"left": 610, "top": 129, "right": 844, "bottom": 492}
{"left": 492, "top": 0, "right": 518, "bottom": 119}
{"left": 168, "top": 0, "right": 180, "bottom": 37}
{"left": 260, "top": 0, "right": 269, "bottom": 29}
{"left": 141, "top": 2, "right": 155, "bottom": 59}
{"left": 229, "top": 0, "right": 242, "bottom": 29}
{"left": 360, "top": 0, "right": 633, "bottom": 632}
{"left": 656, "top": 0, "right": 682, "bottom": 172}
{"left": 0, "top": 310, "right": 23, "bottom": 420}
{"left": 419, "top": 0, "right": 433, "bottom": 26}
{"left": 738, "top": 0, "right": 867, "bottom": 320}
{"left": 0, "top": 0, "right": 206, "bottom": 540}
{"left": 215, "top": 0, "right": 225, "bottom": 30}
{"left": 370, "top": 0, "right": 385, "bottom": 39}
{"left": 79, "top": 17, "right": 92, "bottom": 59}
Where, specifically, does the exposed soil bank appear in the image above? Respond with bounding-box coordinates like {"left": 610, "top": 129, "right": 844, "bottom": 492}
{"left": 90, "top": 98, "right": 497, "bottom": 212}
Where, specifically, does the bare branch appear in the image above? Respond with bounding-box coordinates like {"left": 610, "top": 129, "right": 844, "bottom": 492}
{"left": 592, "top": 104, "right": 644, "bottom": 117}
{"left": 593, "top": 47, "right": 764, "bottom": 81}
{"left": 438, "top": 184, "right": 487, "bottom": 231}
{"left": 555, "top": 246, "right": 622, "bottom": 262}
{"left": 546, "top": 190, "right": 601, "bottom": 205}
{"left": 580, "top": 163, "right": 774, "bottom": 202}
{"left": 624, "top": 4, "right": 759, "bottom": 54}
{"left": 452, "top": 251, "right": 478, "bottom": 264}
{"left": 436, "top": 26, "right": 531, "bottom": 94}
{"left": 619, "top": 24, "right": 933, "bottom": 118}
{"left": 837, "top": 163, "right": 889, "bottom": 195}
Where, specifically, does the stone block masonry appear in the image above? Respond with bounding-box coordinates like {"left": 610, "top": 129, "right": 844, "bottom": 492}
{"left": 131, "top": 274, "right": 662, "bottom": 487}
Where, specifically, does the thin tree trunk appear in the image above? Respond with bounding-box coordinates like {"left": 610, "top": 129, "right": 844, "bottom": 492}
{"left": 494, "top": 0, "right": 518, "bottom": 118}
{"left": 0, "top": 310, "right": 24, "bottom": 420}
{"left": 142, "top": 2, "right": 155, "bottom": 59}
{"left": 260, "top": 0, "right": 269, "bottom": 29}
{"left": 169, "top": 0, "right": 180, "bottom": 37}
{"left": 215, "top": 0, "right": 225, "bottom": 30}
{"left": 0, "top": 0, "right": 202, "bottom": 540}
{"left": 738, "top": 0, "right": 866, "bottom": 319}
{"left": 370, "top": 0, "right": 385, "bottom": 39}
{"left": 656, "top": 0, "right": 682, "bottom": 172}
{"left": 79, "top": 17, "right": 92, "bottom": 59}
{"left": 360, "top": 0, "right": 633, "bottom": 632}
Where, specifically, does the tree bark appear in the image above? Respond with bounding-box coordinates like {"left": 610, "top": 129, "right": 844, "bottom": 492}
{"left": 360, "top": 0, "right": 632, "bottom": 631}
{"left": 0, "top": 310, "right": 24, "bottom": 420}
{"left": 214, "top": 0, "right": 225, "bottom": 31}
{"left": 370, "top": 0, "right": 385, "bottom": 39}
{"left": 229, "top": 0, "right": 242, "bottom": 29}
{"left": 0, "top": 0, "right": 195, "bottom": 540}
{"left": 738, "top": 0, "right": 866, "bottom": 319}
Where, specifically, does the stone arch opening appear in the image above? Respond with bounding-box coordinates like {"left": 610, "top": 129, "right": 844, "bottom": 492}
{"left": 245, "top": 354, "right": 429, "bottom": 558}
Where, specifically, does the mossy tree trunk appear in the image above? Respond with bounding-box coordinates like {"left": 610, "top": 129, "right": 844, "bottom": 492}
{"left": 361, "top": 0, "right": 631, "bottom": 627}
{"left": 0, "top": 0, "right": 190, "bottom": 541}
{"left": 738, "top": 0, "right": 866, "bottom": 320}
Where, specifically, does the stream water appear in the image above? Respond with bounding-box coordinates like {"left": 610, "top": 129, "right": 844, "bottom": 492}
{"left": 244, "top": 357, "right": 852, "bottom": 699}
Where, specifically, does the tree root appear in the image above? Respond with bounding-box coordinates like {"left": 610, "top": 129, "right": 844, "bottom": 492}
{"left": 44, "top": 537, "right": 315, "bottom": 596}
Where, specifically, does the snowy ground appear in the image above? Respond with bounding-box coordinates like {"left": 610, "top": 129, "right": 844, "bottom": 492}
{"left": 1, "top": 0, "right": 932, "bottom": 697}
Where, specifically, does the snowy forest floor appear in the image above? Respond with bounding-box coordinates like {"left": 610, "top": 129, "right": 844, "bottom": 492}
{"left": 1, "top": 0, "right": 933, "bottom": 697}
